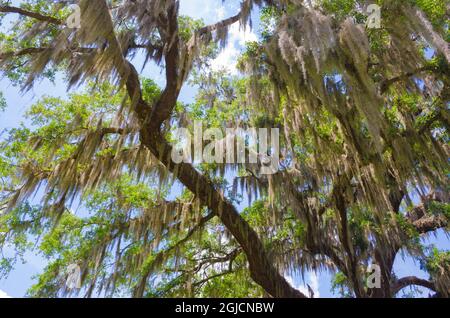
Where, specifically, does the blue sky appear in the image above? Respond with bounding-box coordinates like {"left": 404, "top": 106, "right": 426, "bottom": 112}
{"left": 0, "top": 0, "right": 448, "bottom": 298}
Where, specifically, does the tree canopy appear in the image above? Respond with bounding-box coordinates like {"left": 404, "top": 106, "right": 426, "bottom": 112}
{"left": 0, "top": 0, "right": 449, "bottom": 298}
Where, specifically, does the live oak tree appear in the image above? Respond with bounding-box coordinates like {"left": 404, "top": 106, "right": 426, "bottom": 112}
{"left": 0, "top": 0, "right": 449, "bottom": 298}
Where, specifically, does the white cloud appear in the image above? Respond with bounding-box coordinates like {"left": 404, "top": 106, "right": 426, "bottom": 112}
{"left": 309, "top": 272, "right": 320, "bottom": 298}
{"left": 180, "top": 0, "right": 212, "bottom": 19}
{"left": 180, "top": 0, "right": 257, "bottom": 74}
{"left": 285, "top": 272, "right": 320, "bottom": 298}
{"left": 180, "top": 0, "right": 228, "bottom": 23}
{"left": 0, "top": 289, "right": 11, "bottom": 298}
{"left": 215, "top": 7, "right": 226, "bottom": 20}
{"left": 212, "top": 23, "right": 258, "bottom": 74}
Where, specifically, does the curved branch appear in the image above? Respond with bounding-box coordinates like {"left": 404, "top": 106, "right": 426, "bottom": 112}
{"left": 407, "top": 191, "right": 449, "bottom": 234}
{"left": 0, "top": 47, "right": 47, "bottom": 60}
{"left": 371, "top": 193, "right": 448, "bottom": 297}
{"left": 193, "top": 249, "right": 241, "bottom": 289}
{"left": 197, "top": 12, "right": 242, "bottom": 36}
{"left": 392, "top": 276, "right": 437, "bottom": 295}
{"left": 413, "top": 215, "right": 448, "bottom": 234}
{"left": 147, "top": 1, "right": 181, "bottom": 129}
{"left": 380, "top": 65, "right": 433, "bottom": 94}
{"left": 0, "top": 46, "right": 98, "bottom": 62}
{"left": 0, "top": 5, "right": 62, "bottom": 25}
{"left": 99, "top": 127, "right": 133, "bottom": 135}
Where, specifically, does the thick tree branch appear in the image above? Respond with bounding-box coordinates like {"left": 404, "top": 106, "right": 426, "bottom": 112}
{"left": 407, "top": 191, "right": 449, "bottom": 234}
{"left": 0, "top": 47, "right": 48, "bottom": 60}
{"left": 138, "top": 130, "right": 306, "bottom": 298}
{"left": 332, "top": 173, "right": 365, "bottom": 298}
{"left": 370, "top": 191, "right": 448, "bottom": 297}
{"left": 0, "top": 43, "right": 156, "bottom": 61}
{"left": 147, "top": 1, "right": 181, "bottom": 129}
{"left": 99, "top": 127, "right": 133, "bottom": 135}
{"left": 197, "top": 12, "right": 242, "bottom": 36}
{"left": 392, "top": 276, "right": 437, "bottom": 295}
{"left": 380, "top": 65, "right": 434, "bottom": 94}
{"left": 413, "top": 215, "right": 448, "bottom": 234}
{"left": 0, "top": 5, "right": 62, "bottom": 25}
